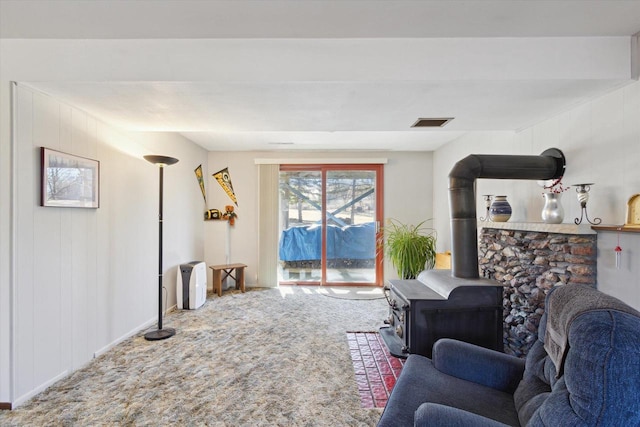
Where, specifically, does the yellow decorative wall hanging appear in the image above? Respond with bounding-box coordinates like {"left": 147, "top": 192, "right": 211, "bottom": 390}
{"left": 213, "top": 167, "right": 238, "bottom": 206}
{"left": 194, "top": 164, "right": 206, "bottom": 202}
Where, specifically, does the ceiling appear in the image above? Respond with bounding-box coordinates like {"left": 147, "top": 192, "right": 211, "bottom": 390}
{"left": 2, "top": 0, "right": 640, "bottom": 151}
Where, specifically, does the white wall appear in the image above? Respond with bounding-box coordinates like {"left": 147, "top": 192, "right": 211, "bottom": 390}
{"left": 124, "top": 131, "right": 208, "bottom": 278}
{"left": 204, "top": 151, "right": 434, "bottom": 285}
{"left": 3, "top": 84, "right": 206, "bottom": 406}
{"left": 0, "top": 81, "right": 12, "bottom": 406}
{"left": 434, "top": 80, "right": 640, "bottom": 308}
{"left": 598, "top": 231, "right": 640, "bottom": 311}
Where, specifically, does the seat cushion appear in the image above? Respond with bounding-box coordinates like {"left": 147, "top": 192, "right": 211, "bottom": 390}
{"left": 513, "top": 341, "right": 556, "bottom": 425}
{"left": 415, "top": 403, "right": 513, "bottom": 427}
{"left": 378, "top": 354, "right": 520, "bottom": 427}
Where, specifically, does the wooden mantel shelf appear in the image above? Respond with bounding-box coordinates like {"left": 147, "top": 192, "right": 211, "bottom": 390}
{"left": 591, "top": 225, "right": 640, "bottom": 234}
{"left": 478, "top": 221, "right": 596, "bottom": 235}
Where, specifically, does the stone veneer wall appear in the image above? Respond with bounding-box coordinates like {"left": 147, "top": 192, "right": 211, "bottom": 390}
{"left": 478, "top": 228, "right": 597, "bottom": 357}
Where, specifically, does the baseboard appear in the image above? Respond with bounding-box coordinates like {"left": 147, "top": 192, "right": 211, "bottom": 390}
{"left": 93, "top": 306, "right": 182, "bottom": 358}
{"left": 93, "top": 316, "right": 157, "bottom": 358}
{"left": 12, "top": 370, "right": 69, "bottom": 409}
{"left": 10, "top": 313, "right": 180, "bottom": 408}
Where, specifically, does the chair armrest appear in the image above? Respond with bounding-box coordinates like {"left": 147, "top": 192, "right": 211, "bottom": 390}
{"left": 415, "top": 403, "right": 511, "bottom": 427}
{"left": 432, "top": 338, "right": 525, "bottom": 393}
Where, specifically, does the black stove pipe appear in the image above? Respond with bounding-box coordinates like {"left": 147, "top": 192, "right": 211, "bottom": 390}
{"left": 448, "top": 148, "right": 566, "bottom": 278}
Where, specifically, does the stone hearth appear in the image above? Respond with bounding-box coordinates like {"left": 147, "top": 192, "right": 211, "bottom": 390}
{"left": 478, "top": 223, "right": 597, "bottom": 357}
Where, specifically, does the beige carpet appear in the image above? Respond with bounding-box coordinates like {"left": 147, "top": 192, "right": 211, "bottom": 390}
{"left": 316, "top": 286, "right": 385, "bottom": 300}
{"left": 0, "top": 287, "right": 388, "bottom": 426}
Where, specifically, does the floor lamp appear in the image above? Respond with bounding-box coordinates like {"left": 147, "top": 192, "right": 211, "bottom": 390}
{"left": 144, "top": 154, "right": 179, "bottom": 341}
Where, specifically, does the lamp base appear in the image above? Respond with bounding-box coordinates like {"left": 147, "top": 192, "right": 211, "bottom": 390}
{"left": 144, "top": 328, "right": 176, "bottom": 341}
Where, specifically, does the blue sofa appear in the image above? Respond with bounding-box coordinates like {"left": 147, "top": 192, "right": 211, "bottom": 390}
{"left": 378, "top": 284, "right": 640, "bottom": 426}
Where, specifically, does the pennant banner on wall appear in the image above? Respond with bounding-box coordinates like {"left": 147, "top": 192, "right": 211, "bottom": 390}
{"left": 213, "top": 167, "right": 238, "bottom": 206}
{"left": 194, "top": 165, "right": 206, "bottom": 203}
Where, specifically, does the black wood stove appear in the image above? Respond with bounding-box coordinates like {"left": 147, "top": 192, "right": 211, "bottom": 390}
{"left": 379, "top": 148, "right": 566, "bottom": 359}
{"left": 380, "top": 269, "right": 504, "bottom": 358}
{"left": 380, "top": 148, "right": 566, "bottom": 357}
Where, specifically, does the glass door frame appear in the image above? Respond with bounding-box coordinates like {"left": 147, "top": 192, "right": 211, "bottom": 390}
{"left": 279, "top": 163, "right": 384, "bottom": 287}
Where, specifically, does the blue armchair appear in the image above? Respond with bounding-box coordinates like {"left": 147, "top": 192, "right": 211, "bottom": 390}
{"left": 378, "top": 284, "right": 640, "bottom": 426}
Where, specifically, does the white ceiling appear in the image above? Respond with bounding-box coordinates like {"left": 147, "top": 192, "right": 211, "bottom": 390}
{"left": 3, "top": 0, "right": 640, "bottom": 151}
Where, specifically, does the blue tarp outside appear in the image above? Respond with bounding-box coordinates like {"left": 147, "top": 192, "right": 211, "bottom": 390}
{"left": 279, "top": 222, "right": 376, "bottom": 261}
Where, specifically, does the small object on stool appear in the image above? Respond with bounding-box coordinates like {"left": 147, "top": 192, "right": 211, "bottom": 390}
{"left": 209, "top": 263, "right": 247, "bottom": 297}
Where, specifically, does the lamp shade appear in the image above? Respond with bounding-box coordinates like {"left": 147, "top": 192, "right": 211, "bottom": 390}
{"left": 144, "top": 155, "right": 179, "bottom": 166}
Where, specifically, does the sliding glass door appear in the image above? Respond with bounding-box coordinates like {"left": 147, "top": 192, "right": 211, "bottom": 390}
{"left": 278, "top": 164, "right": 383, "bottom": 286}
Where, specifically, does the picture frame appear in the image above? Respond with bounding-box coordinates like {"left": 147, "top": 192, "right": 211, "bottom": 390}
{"left": 41, "top": 147, "right": 100, "bottom": 208}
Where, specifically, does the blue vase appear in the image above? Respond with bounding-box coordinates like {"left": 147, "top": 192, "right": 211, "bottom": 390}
{"left": 489, "top": 195, "right": 512, "bottom": 222}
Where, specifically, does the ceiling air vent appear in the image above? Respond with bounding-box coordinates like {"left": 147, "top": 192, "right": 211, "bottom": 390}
{"left": 411, "top": 118, "right": 454, "bottom": 128}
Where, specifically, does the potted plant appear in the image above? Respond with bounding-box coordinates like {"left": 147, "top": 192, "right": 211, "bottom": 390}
{"left": 381, "top": 219, "right": 437, "bottom": 279}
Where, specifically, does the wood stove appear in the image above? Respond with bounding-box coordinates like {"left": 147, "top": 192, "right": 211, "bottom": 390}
{"left": 380, "top": 270, "right": 504, "bottom": 358}
{"left": 380, "top": 147, "right": 567, "bottom": 359}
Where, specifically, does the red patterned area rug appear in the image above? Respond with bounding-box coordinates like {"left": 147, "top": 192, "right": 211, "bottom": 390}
{"left": 347, "top": 332, "right": 405, "bottom": 408}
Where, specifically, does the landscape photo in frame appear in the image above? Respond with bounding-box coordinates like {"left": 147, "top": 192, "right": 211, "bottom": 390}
{"left": 41, "top": 147, "right": 100, "bottom": 208}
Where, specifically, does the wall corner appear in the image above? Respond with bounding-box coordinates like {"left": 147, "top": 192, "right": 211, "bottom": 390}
{"left": 632, "top": 32, "right": 640, "bottom": 80}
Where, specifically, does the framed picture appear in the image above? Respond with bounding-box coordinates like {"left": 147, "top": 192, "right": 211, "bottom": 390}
{"left": 41, "top": 147, "right": 100, "bottom": 208}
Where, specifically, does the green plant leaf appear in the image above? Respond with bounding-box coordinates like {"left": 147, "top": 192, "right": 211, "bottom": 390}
{"left": 378, "top": 218, "right": 437, "bottom": 279}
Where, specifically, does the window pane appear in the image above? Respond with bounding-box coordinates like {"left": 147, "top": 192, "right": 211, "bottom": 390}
{"left": 278, "top": 171, "right": 322, "bottom": 283}
{"left": 326, "top": 171, "right": 376, "bottom": 283}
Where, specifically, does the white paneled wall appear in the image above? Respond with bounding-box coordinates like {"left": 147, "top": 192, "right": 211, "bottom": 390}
{"left": 8, "top": 84, "right": 206, "bottom": 406}
{"left": 434, "top": 80, "right": 640, "bottom": 308}
{"left": 597, "top": 231, "right": 640, "bottom": 311}
{"left": 0, "top": 82, "right": 12, "bottom": 404}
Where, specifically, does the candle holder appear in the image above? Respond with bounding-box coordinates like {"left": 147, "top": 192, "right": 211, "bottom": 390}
{"left": 573, "top": 183, "right": 602, "bottom": 225}
{"left": 479, "top": 195, "right": 493, "bottom": 221}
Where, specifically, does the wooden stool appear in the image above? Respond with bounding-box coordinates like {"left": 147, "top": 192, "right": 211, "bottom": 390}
{"left": 209, "top": 263, "right": 247, "bottom": 297}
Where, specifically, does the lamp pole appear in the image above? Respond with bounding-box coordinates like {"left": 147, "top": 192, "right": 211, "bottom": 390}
{"left": 144, "top": 155, "right": 179, "bottom": 341}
